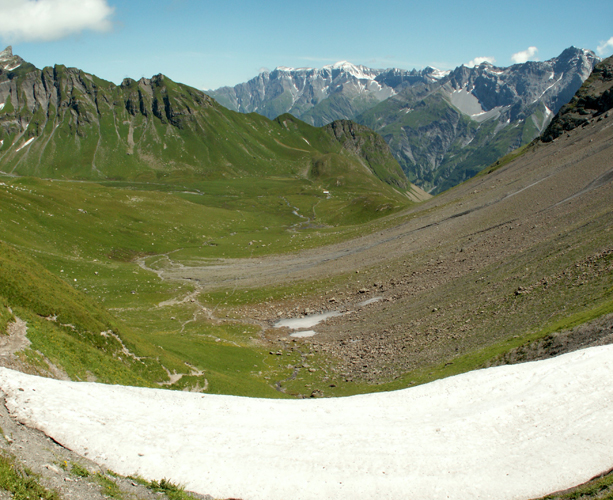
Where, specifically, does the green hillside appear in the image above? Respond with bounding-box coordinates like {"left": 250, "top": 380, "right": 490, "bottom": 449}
{"left": 0, "top": 53, "right": 422, "bottom": 396}
{"left": 0, "top": 59, "right": 410, "bottom": 200}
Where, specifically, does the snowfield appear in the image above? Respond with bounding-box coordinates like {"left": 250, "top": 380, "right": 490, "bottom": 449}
{"left": 1, "top": 346, "right": 612, "bottom": 500}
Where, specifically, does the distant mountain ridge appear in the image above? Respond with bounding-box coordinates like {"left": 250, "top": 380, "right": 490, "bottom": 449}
{"left": 209, "top": 47, "right": 599, "bottom": 193}
{"left": 206, "top": 61, "right": 449, "bottom": 127}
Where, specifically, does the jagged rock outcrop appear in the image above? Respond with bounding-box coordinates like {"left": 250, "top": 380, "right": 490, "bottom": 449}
{"left": 323, "top": 120, "right": 409, "bottom": 190}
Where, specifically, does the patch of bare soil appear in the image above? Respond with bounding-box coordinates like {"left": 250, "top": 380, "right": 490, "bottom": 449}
{"left": 0, "top": 317, "right": 69, "bottom": 381}
{"left": 0, "top": 318, "right": 30, "bottom": 357}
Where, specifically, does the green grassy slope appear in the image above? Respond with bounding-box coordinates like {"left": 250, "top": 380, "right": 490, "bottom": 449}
{"left": 0, "top": 143, "right": 410, "bottom": 396}
{"left": 0, "top": 62, "right": 410, "bottom": 199}
{"left": 0, "top": 234, "right": 300, "bottom": 397}
{"left": 0, "top": 240, "right": 163, "bottom": 385}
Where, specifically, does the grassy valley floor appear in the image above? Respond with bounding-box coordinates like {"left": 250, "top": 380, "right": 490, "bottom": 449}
{"left": 0, "top": 110, "right": 611, "bottom": 401}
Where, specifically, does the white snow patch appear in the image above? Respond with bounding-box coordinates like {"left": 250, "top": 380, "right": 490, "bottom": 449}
{"left": 427, "top": 67, "right": 450, "bottom": 79}
{"left": 370, "top": 79, "right": 382, "bottom": 90}
{"left": 0, "top": 103, "right": 4, "bottom": 111}
{"left": 15, "top": 137, "right": 34, "bottom": 152}
{"left": 357, "top": 297, "right": 383, "bottom": 306}
{"left": 1, "top": 346, "right": 613, "bottom": 500}
{"left": 323, "top": 61, "right": 376, "bottom": 80}
{"left": 289, "top": 330, "right": 317, "bottom": 338}
{"left": 533, "top": 75, "right": 563, "bottom": 103}
{"left": 4, "top": 63, "right": 21, "bottom": 71}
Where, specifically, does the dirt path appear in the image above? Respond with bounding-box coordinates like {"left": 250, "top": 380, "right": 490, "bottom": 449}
{"left": 0, "top": 317, "right": 30, "bottom": 357}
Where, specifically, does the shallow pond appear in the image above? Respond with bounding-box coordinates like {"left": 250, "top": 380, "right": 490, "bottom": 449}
{"left": 274, "top": 311, "right": 343, "bottom": 331}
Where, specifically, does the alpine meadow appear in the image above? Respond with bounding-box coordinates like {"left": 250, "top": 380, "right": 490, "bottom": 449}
{"left": 0, "top": 15, "right": 612, "bottom": 500}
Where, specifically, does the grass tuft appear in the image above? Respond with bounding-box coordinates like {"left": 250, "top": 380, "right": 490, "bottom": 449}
{"left": 70, "top": 461, "right": 90, "bottom": 478}
{"left": 0, "top": 452, "right": 59, "bottom": 500}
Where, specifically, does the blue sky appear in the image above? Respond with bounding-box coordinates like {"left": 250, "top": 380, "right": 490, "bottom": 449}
{"left": 1, "top": 0, "right": 613, "bottom": 90}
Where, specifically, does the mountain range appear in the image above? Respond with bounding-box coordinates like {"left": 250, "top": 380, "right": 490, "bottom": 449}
{"left": 207, "top": 60, "right": 449, "bottom": 126}
{"left": 0, "top": 46, "right": 418, "bottom": 211}
{"left": 207, "top": 47, "right": 599, "bottom": 193}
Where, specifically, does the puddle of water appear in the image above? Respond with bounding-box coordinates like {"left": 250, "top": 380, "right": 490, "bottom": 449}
{"left": 289, "top": 330, "right": 317, "bottom": 338}
{"left": 274, "top": 311, "right": 342, "bottom": 330}
{"left": 358, "top": 297, "right": 383, "bottom": 307}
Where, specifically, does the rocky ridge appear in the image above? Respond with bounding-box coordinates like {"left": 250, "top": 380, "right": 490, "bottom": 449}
{"left": 357, "top": 47, "right": 599, "bottom": 193}
{"left": 542, "top": 54, "right": 613, "bottom": 141}
{"left": 206, "top": 61, "right": 448, "bottom": 126}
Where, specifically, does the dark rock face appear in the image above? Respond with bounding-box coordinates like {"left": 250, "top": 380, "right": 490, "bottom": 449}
{"left": 541, "top": 55, "right": 613, "bottom": 142}
{"left": 323, "top": 120, "right": 409, "bottom": 190}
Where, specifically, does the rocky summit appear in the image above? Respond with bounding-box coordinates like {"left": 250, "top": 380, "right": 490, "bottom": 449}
{"left": 541, "top": 54, "right": 613, "bottom": 142}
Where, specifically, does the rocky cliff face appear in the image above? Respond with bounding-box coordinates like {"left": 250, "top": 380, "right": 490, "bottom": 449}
{"left": 541, "top": 55, "right": 613, "bottom": 142}
{"left": 0, "top": 46, "right": 25, "bottom": 73}
{"left": 0, "top": 55, "right": 227, "bottom": 179}
{"left": 357, "top": 47, "right": 599, "bottom": 193}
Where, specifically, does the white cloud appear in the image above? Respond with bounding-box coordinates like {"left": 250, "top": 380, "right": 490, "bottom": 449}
{"left": 466, "top": 56, "right": 496, "bottom": 68}
{"left": 511, "top": 46, "right": 538, "bottom": 64}
{"left": 0, "top": 0, "right": 114, "bottom": 43}
{"left": 597, "top": 36, "right": 613, "bottom": 56}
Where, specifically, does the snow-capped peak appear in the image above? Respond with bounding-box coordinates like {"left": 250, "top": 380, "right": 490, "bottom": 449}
{"left": 0, "top": 46, "right": 12, "bottom": 62}
{"left": 424, "top": 66, "right": 451, "bottom": 80}
{"left": 274, "top": 66, "right": 295, "bottom": 72}
{"left": 329, "top": 61, "right": 357, "bottom": 70}
{"left": 323, "top": 61, "right": 375, "bottom": 80}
